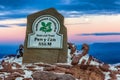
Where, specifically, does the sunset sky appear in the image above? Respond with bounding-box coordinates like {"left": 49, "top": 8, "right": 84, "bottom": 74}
{"left": 0, "top": 0, "right": 120, "bottom": 45}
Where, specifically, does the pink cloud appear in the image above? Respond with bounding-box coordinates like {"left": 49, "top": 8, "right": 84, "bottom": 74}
{"left": 0, "top": 27, "right": 26, "bottom": 43}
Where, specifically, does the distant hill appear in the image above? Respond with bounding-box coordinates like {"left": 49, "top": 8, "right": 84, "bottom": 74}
{"left": 90, "top": 42, "right": 120, "bottom": 49}
{"left": 0, "top": 44, "right": 18, "bottom": 58}
{"left": 89, "top": 42, "right": 120, "bottom": 64}
{"left": 75, "top": 42, "right": 120, "bottom": 64}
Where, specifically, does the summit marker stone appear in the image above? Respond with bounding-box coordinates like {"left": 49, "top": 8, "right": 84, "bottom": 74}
{"left": 23, "top": 8, "right": 67, "bottom": 64}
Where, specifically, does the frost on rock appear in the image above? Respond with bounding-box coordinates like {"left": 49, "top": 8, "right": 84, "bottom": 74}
{"left": 34, "top": 65, "right": 44, "bottom": 70}
{"left": 0, "top": 43, "right": 120, "bottom": 80}
{"left": 90, "top": 60, "right": 100, "bottom": 66}
{"left": 24, "top": 70, "right": 33, "bottom": 78}
{"left": 117, "top": 74, "right": 120, "bottom": 80}
{"left": 79, "top": 54, "right": 89, "bottom": 64}
{"left": 0, "top": 65, "right": 3, "bottom": 69}
{"left": 15, "top": 77, "right": 23, "bottom": 80}
{"left": 67, "top": 49, "right": 72, "bottom": 63}
{"left": 103, "top": 72, "right": 111, "bottom": 80}
{"left": 3, "top": 57, "right": 22, "bottom": 65}
{"left": 109, "top": 65, "right": 118, "bottom": 71}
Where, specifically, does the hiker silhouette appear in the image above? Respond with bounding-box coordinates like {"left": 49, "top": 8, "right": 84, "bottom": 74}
{"left": 16, "top": 44, "right": 24, "bottom": 58}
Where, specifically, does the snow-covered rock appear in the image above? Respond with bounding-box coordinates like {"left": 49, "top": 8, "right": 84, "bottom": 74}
{"left": 0, "top": 43, "right": 120, "bottom": 80}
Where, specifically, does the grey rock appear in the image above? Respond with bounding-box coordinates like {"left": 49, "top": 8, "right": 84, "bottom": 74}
{"left": 32, "top": 71, "right": 75, "bottom": 80}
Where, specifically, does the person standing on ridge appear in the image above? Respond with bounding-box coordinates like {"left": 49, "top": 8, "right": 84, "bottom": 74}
{"left": 16, "top": 44, "right": 24, "bottom": 58}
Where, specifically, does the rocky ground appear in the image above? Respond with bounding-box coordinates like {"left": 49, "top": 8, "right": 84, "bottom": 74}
{"left": 0, "top": 43, "right": 120, "bottom": 80}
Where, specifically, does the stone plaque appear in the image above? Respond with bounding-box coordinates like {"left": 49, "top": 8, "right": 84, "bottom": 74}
{"left": 23, "top": 8, "right": 67, "bottom": 64}
{"left": 28, "top": 15, "right": 63, "bottom": 48}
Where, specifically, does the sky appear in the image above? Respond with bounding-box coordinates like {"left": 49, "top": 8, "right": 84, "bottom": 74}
{"left": 0, "top": 0, "right": 120, "bottom": 45}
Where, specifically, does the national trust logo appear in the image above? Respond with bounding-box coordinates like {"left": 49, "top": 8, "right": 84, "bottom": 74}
{"left": 33, "top": 15, "right": 60, "bottom": 33}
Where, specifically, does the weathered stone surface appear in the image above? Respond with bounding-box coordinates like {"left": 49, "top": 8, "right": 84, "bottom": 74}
{"left": 81, "top": 44, "right": 89, "bottom": 56}
{"left": 12, "top": 62, "right": 21, "bottom": 68}
{"left": 13, "top": 69, "right": 25, "bottom": 74}
{"left": 99, "top": 64, "right": 110, "bottom": 72}
{"left": 71, "top": 56, "right": 81, "bottom": 65}
{"left": 5, "top": 73, "right": 23, "bottom": 80}
{"left": 1, "top": 61, "right": 12, "bottom": 72}
{"left": 23, "top": 8, "right": 67, "bottom": 64}
{"left": 70, "top": 43, "right": 89, "bottom": 65}
{"left": 81, "top": 59, "right": 86, "bottom": 65}
{"left": 57, "top": 74, "right": 75, "bottom": 80}
{"left": 86, "top": 55, "right": 93, "bottom": 65}
{"left": 1, "top": 43, "right": 120, "bottom": 80}
{"left": 32, "top": 71, "right": 75, "bottom": 80}
{"left": 26, "top": 65, "right": 36, "bottom": 69}
{"left": 23, "top": 78, "right": 33, "bottom": 80}
{"left": 78, "top": 65, "right": 105, "bottom": 80}
{"left": 110, "top": 72, "right": 117, "bottom": 80}
{"left": 68, "top": 43, "right": 76, "bottom": 55}
{"left": 89, "top": 71, "right": 105, "bottom": 80}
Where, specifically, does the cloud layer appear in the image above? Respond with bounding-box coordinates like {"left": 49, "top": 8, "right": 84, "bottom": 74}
{"left": 79, "top": 33, "right": 120, "bottom": 36}
{"left": 0, "top": 0, "right": 120, "bottom": 20}
{"left": 0, "top": 0, "right": 120, "bottom": 27}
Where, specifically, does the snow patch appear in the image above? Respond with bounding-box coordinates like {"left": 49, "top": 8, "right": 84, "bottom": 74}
{"left": 15, "top": 77, "right": 23, "bottom": 80}
{"left": 21, "top": 65, "right": 27, "bottom": 69}
{"left": 0, "top": 65, "right": 3, "bottom": 69}
{"left": 79, "top": 54, "right": 89, "bottom": 64}
{"left": 67, "top": 48, "right": 83, "bottom": 63}
{"left": 0, "top": 73, "right": 5, "bottom": 79}
{"left": 34, "top": 66, "right": 44, "bottom": 71}
{"left": 12, "top": 66, "right": 17, "bottom": 69}
{"left": 4, "top": 57, "right": 15, "bottom": 63}
{"left": 24, "top": 70, "right": 33, "bottom": 78}
{"left": 4, "top": 72, "right": 10, "bottom": 78}
{"left": 103, "top": 72, "right": 110, "bottom": 80}
{"left": 56, "top": 63, "right": 71, "bottom": 65}
{"left": 116, "top": 74, "right": 120, "bottom": 80}
{"left": 90, "top": 60, "right": 100, "bottom": 66}
{"left": 67, "top": 49, "right": 72, "bottom": 63}
{"left": 109, "top": 65, "right": 117, "bottom": 71}
{"left": 3, "top": 57, "right": 22, "bottom": 65}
